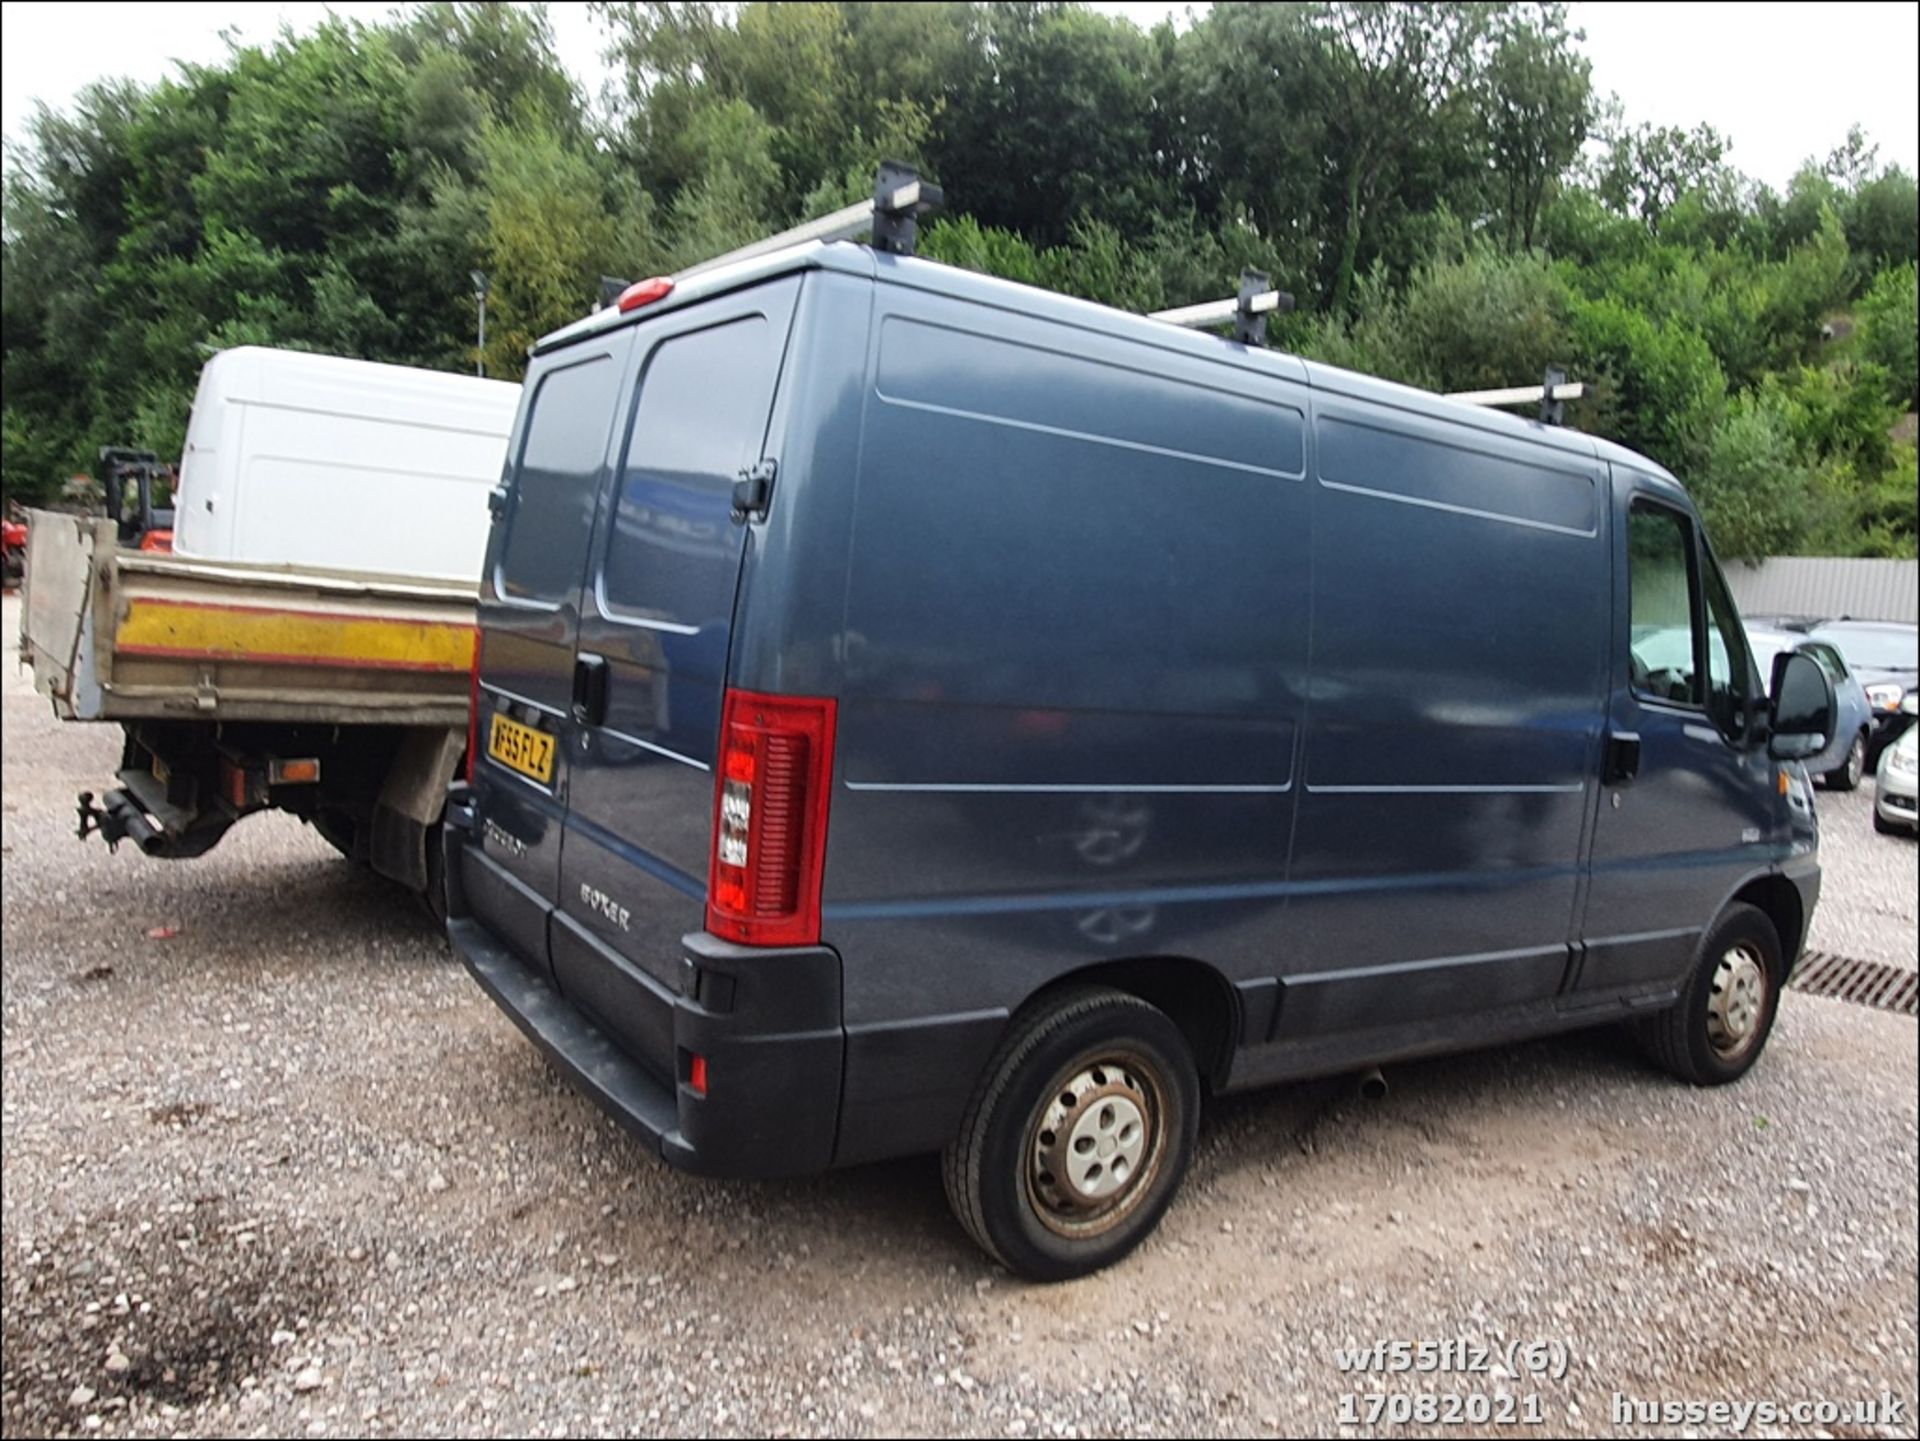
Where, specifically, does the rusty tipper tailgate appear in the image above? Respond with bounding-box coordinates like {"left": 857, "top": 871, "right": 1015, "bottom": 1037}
{"left": 21, "top": 509, "right": 475, "bottom": 727}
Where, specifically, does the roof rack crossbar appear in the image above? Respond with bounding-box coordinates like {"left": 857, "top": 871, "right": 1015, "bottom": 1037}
{"left": 1149, "top": 271, "right": 1294, "bottom": 345}
{"left": 673, "top": 162, "right": 943, "bottom": 283}
{"left": 1445, "top": 367, "right": 1584, "bottom": 423}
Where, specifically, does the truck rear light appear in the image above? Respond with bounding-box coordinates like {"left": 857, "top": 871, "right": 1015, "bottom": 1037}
{"left": 688, "top": 1054, "right": 709, "bottom": 1097}
{"left": 268, "top": 757, "right": 321, "bottom": 785}
{"left": 706, "top": 689, "right": 836, "bottom": 947}
{"left": 221, "top": 758, "right": 264, "bottom": 810}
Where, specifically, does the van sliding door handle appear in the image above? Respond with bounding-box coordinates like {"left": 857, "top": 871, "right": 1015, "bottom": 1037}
{"left": 571, "top": 653, "right": 609, "bottom": 728}
{"left": 1604, "top": 730, "right": 1641, "bottom": 785}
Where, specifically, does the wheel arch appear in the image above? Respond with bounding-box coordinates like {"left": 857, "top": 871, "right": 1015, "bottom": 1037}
{"left": 1023, "top": 955, "right": 1240, "bottom": 1092}
{"left": 1726, "top": 874, "right": 1807, "bottom": 975}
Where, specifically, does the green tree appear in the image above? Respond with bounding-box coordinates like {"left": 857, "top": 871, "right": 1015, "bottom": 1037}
{"left": 1692, "top": 389, "right": 1815, "bottom": 561}
{"left": 931, "top": 3, "right": 1166, "bottom": 247}
{"left": 1479, "top": 5, "right": 1591, "bottom": 253}
{"left": 1595, "top": 120, "right": 1730, "bottom": 234}
{"left": 1856, "top": 262, "right": 1919, "bottom": 408}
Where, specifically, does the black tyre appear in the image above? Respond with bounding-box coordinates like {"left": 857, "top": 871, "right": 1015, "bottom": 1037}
{"left": 1822, "top": 731, "right": 1867, "bottom": 792}
{"left": 1635, "top": 903, "right": 1783, "bottom": 1085}
{"left": 943, "top": 986, "right": 1199, "bottom": 1282}
{"left": 1874, "top": 808, "right": 1899, "bottom": 836}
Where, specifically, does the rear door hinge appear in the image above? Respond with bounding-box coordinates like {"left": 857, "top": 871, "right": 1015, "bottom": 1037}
{"left": 732, "top": 458, "right": 778, "bottom": 523}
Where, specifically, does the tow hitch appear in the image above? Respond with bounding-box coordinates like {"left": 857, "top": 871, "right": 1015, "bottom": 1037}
{"left": 75, "top": 781, "right": 230, "bottom": 860}
{"left": 77, "top": 789, "right": 149, "bottom": 853}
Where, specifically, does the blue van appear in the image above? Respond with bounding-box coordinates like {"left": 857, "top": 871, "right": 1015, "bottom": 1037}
{"left": 445, "top": 200, "right": 1835, "bottom": 1280}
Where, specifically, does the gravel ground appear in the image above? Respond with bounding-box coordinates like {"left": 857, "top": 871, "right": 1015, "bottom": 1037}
{"left": 3, "top": 593, "right": 1916, "bottom": 1440}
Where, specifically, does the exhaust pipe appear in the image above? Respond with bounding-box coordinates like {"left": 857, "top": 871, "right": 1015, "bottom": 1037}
{"left": 1356, "top": 1066, "right": 1388, "bottom": 1101}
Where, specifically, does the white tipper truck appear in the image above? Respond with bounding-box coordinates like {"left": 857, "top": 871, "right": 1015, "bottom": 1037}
{"left": 19, "top": 346, "right": 521, "bottom": 913}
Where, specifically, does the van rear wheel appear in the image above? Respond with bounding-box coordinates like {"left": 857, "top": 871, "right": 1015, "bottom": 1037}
{"left": 942, "top": 987, "right": 1198, "bottom": 1281}
{"left": 1634, "top": 902, "right": 1783, "bottom": 1085}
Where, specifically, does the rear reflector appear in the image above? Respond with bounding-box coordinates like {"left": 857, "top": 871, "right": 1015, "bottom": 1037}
{"left": 689, "top": 1054, "right": 709, "bottom": 1097}
{"left": 268, "top": 757, "right": 322, "bottom": 785}
{"left": 617, "top": 276, "right": 675, "bottom": 312}
{"left": 706, "top": 689, "right": 836, "bottom": 947}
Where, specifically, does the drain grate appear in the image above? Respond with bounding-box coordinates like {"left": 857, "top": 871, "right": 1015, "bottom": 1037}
{"left": 1790, "top": 951, "right": 1919, "bottom": 1017}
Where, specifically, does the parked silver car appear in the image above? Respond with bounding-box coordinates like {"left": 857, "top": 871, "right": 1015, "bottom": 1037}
{"left": 1874, "top": 695, "right": 1918, "bottom": 836}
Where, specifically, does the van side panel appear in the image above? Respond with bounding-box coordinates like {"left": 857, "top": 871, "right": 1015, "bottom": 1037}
{"left": 1273, "top": 400, "right": 1609, "bottom": 1039}
{"left": 821, "top": 288, "right": 1314, "bottom": 1159}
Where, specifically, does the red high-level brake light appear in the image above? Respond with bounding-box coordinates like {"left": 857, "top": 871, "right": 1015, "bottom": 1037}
{"left": 616, "top": 277, "right": 675, "bottom": 313}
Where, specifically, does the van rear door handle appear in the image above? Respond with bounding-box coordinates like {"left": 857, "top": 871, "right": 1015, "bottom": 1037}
{"left": 1604, "top": 730, "right": 1641, "bottom": 785}
{"left": 571, "top": 653, "right": 609, "bottom": 728}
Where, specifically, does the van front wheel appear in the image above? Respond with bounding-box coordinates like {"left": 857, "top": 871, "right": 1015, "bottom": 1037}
{"left": 942, "top": 987, "right": 1198, "bottom": 1282}
{"left": 1635, "top": 903, "right": 1783, "bottom": 1085}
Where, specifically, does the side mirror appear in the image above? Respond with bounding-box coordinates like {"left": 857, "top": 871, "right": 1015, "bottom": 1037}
{"left": 1767, "top": 650, "right": 1836, "bottom": 760}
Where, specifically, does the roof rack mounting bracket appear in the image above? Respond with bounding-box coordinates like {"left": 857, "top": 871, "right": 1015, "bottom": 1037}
{"left": 871, "top": 161, "right": 944, "bottom": 258}
{"left": 1540, "top": 366, "right": 1568, "bottom": 426}
{"left": 1233, "top": 270, "right": 1295, "bottom": 347}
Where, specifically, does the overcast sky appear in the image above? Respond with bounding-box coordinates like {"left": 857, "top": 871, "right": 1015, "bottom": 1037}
{"left": 3, "top": 1, "right": 1917, "bottom": 192}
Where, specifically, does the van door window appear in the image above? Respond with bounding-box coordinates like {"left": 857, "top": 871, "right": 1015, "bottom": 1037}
{"left": 1627, "top": 502, "right": 1702, "bottom": 708}
{"left": 601, "top": 316, "right": 779, "bottom": 623}
{"left": 498, "top": 355, "right": 619, "bottom": 605}
{"left": 1701, "top": 549, "right": 1754, "bottom": 740}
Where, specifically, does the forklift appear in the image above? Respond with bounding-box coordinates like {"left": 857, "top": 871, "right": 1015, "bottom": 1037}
{"left": 99, "top": 446, "right": 176, "bottom": 551}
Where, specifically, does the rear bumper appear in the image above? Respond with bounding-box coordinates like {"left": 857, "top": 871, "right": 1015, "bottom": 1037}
{"left": 444, "top": 804, "right": 844, "bottom": 1179}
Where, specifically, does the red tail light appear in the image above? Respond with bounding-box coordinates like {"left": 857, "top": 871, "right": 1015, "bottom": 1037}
{"left": 706, "top": 689, "right": 836, "bottom": 947}
{"left": 465, "top": 630, "right": 481, "bottom": 783}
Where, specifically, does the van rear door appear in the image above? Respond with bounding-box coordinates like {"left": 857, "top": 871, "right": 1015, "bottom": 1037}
{"left": 551, "top": 277, "right": 803, "bottom": 1073}
{"left": 464, "top": 341, "right": 630, "bottom": 975}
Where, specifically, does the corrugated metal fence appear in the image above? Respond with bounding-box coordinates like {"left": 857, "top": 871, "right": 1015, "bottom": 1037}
{"left": 1725, "top": 557, "right": 1918, "bottom": 624}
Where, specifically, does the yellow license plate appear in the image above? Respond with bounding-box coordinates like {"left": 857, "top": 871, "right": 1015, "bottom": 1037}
{"left": 487, "top": 712, "right": 556, "bottom": 785}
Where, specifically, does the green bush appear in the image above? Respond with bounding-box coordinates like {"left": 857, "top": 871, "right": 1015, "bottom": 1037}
{"left": 1855, "top": 263, "right": 1919, "bottom": 409}
{"left": 1566, "top": 296, "right": 1725, "bottom": 478}
{"left": 1691, "top": 389, "right": 1814, "bottom": 561}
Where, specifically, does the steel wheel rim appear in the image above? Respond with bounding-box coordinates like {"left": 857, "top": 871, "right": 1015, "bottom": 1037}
{"left": 1706, "top": 943, "right": 1769, "bottom": 1060}
{"left": 1025, "top": 1051, "right": 1167, "bottom": 1239}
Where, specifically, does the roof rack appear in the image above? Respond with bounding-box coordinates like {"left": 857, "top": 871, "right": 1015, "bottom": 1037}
{"left": 675, "top": 161, "right": 944, "bottom": 283}
{"left": 563, "top": 172, "right": 1584, "bottom": 429}
{"left": 1445, "top": 367, "right": 1584, "bottom": 425}
{"left": 1150, "top": 271, "right": 1293, "bottom": 347}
